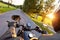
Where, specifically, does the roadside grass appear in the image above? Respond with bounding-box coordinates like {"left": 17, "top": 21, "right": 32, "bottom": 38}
{"left": 0, "top": 2, "right": 16, "bottom": 14}
{"left": 27, "top": 13, "right": 54, "bottom": 34}
{"left": 33, "top": 20, "right": 54, "bottom": 34}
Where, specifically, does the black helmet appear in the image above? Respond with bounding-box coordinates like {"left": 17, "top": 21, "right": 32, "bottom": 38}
{"left": 11, "top": 15, "right": 21, "bottom": 20}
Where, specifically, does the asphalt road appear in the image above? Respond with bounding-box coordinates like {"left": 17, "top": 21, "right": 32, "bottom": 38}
{"left": 0, "top": 9, "right": 41, "bottom": 38}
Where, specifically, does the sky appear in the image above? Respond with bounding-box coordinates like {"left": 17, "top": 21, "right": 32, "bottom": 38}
{"left": 2, "top": 0, "right": 25, "bottom": 5}
{"left": 2, "top": 0, "right": 60, "bottom": 5}
{"left": 53, "top": 0, "right": 60, "bottom": 13}
{"left": 53, "top": 0, "right": 59, "bottom": 5}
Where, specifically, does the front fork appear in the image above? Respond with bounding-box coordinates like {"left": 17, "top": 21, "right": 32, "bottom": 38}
{"left": 24, "top": 31, "right": 30, "bottom": 40}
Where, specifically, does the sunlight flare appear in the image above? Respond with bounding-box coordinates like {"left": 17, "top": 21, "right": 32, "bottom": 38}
{"left": 46, "top": 13, "right": 54, "bottom": 20}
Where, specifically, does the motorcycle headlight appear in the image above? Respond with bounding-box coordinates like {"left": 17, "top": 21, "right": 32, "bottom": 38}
{"left": 29, "top": 33, "right": 33, "bottom": 38}
{"left": 30, "top": 37, "right": 38, "bottom": 40}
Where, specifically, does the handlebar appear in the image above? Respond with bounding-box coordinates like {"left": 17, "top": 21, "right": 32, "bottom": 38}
{"left": 6, "top": 21, "right": 47, "bottom": 34}
{"left": 6, "top": 21, "right": 20, "bottom": 28}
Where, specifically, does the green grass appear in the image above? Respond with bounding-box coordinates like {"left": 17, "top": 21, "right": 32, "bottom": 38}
{"left": 33, "top": 20, "right": 54, "bottom": 34}
{"left": 0, "top": 2, "right": 16, "bottom": 14}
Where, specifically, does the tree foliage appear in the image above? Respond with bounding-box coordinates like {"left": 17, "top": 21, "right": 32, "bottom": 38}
{"left": 23, "top": 0, "right": 38, "bottom": 13}
{"left": 38, "top": 0, "right": 55, "bottom": 22}
{"left": 23, "top": 0, "right": 55, "bottom": 22}
{"left": 38, "top": 0, "right": 55, "bottom": 14}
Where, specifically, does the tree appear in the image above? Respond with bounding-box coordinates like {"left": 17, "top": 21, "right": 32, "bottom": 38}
{"left": 20, "top": 5, "right": 23, "bottom": 9}
{"left": 8, "top": 0, "right": 12, "bottom": 8}
{"left": 38, "top": 0, "right": 55, "bottom": 22}
{"left": 23, "top": 0, "right": 38, "bottom": 13}
{"left": 23, "top": 0, "right": 55, "bottom": 22}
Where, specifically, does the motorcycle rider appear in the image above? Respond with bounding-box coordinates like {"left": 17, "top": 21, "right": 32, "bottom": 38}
{"left": 11, "top": 15, "right": 25, "bottom": 40}
{"left": 0, "top": 15, "right": 24, "bottom": 40}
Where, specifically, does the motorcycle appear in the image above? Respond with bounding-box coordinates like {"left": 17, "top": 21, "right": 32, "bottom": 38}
{"left": 23, "top": 23, "right": 38, "bottom": 40}
{"left": 16, "top": 22, "right": 38, "bottom": 40}
{"left": 23, "top": 23, "right": 48, "bottom": 40}
{"left": 0, "top": 21, "right": 47, "bottom": 40}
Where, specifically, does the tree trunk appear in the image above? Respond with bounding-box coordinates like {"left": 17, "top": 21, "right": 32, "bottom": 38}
{"left": 8, "top": 0, "right": 9, "bottom": 8}
{"left": 41, "top": 15, "right": 46, "bottom": 22}
{"left": 8, "top": 0, "right": 12, "bottom": 8}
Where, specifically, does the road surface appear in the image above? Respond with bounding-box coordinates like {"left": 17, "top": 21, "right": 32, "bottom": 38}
{"left": 0, "top": 9, "right": 41, "bottom": 38}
